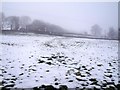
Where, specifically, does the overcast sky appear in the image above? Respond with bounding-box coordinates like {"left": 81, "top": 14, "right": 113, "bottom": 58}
{"left": 1, "top": 2, "right": 118, "bottom": 33}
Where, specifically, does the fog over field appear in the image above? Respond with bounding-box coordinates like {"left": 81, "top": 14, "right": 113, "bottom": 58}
{"left": 0, "top": 1, "right": 119, "bottom": 90}
{"left": 1, "top": 2, "right": 118, "bottom": 33}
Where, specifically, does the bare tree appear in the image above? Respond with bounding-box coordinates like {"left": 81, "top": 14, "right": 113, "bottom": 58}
{"left": 6, "top": 16, "right": 19, "bottom": 30}
{"left": 0, "top": 12, "right": 5, "bottom": 30}
{"left": 108, "top": 27, "right": 118, "bottom": 39}
{"left": 91, "top": 24, "right": 102, "bottom": 37}
{"left": 19, "top": 16, "right": 31, "bottom": 30}
{"left": 27, "top": 19, "right": 46, "bottom": 32}
{"left": 26, "top": 19, "right": 65, "bottom": 35}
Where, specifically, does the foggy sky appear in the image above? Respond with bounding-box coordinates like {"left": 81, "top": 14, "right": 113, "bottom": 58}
{"left": 1, "top": 2, "right": 118, "bottom": 33}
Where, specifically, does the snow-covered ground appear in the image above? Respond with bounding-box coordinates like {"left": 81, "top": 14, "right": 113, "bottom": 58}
{"left": 0, "top": 34, "right": 119, "bottom": 89}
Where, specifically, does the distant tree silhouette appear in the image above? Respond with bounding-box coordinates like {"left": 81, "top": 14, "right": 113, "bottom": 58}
{"left": 108, "top": 27, "right": 118, "bottom": 39}
{"left": 1, "top": 13, "right": 66, "bottom": 35}
{"left": 91, "top": 24, "right": 102, "bottom": 37}
{"left": 26, "top": 19, "right": 65, "bottom": 35}
{"left": 19, "top": 16, "right": 31, "bottom": 30}
{"left": 0, "top": 12, "right": 5, "bottom": 30}
{"left": 6, "top": 16, "right": 19, "bottom": 30}
{"left": 27, "top": 19, "right": 46, "bottom": 33}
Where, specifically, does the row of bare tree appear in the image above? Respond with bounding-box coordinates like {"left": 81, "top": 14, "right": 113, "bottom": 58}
{"left": 0, "top": 12, "right": 30, "bottom": 30}
{"left": 0, "top": 12, "right": 65, "bottom": 35}
{"left": 0, "top": 12, "right": 119, "bottom": 39}
{"left": 90, "top": 24, "right": 118, "bottom": 39}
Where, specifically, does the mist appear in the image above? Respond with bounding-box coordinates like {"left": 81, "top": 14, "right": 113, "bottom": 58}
{"left": 2, "top": 2, "right": 118, "bottom": 33}
{"left": 0, "top": 1, "right": 120, "bottom": 89}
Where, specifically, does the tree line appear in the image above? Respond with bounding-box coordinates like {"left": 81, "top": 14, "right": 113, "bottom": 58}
{"left": 0, "top": 12, "right": 119, "bottom": 40}
{"left": 90, "top": 24, "right": 118, "bottom": 39}
{"left": 0, "top": 12, "right": 66, "bottom": 35}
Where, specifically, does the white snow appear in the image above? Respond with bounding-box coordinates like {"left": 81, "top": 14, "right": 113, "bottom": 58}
{"left": 0, "top": 34, "right": 118, "bottom": 88}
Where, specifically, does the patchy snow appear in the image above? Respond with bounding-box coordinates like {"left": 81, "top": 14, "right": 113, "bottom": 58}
{"left": 0, "top": 34, "right": 119, "bottom": 89}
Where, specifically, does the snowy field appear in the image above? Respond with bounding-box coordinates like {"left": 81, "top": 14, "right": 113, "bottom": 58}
{"left": 0, "top": 34, "right": 119, "bottom": 89}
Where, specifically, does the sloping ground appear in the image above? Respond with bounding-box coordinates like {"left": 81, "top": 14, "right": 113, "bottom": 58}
{"left": 0, "top": 34, "right": 119, "bottom": 89}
